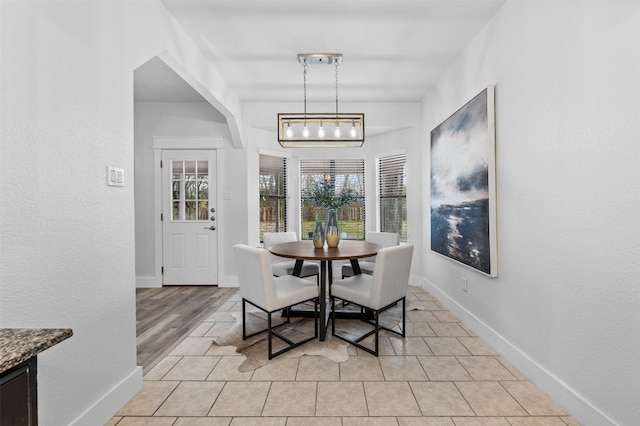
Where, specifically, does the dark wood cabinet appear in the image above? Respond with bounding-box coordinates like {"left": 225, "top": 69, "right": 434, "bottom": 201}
{"left": 1, "top": 328, "right": 72, "bottom": 425}
{"left": 0, "top": 357, "right": 38, "bottom": 425}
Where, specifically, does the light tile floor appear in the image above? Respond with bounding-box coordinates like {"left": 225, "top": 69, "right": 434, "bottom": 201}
{"left": 109, "top": 286, "right": 581, "bottom": 425}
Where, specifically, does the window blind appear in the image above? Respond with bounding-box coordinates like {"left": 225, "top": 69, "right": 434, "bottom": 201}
{"left": 378, "top": 153, "right": 407, "bottom": 241}
{"left": 259, "top": 154, "right": 287, "bottom": 241}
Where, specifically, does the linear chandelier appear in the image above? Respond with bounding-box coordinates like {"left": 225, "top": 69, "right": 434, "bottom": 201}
{"left": 277, "top": 53, "right": 365, "bottom": 148}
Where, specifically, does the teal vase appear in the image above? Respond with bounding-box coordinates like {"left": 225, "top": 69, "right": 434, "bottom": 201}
{"left": 312, "top": 220, "right": 325, "bottom": 248}
{"left": 325, "top": 210, "right": 340, "bottom": 247}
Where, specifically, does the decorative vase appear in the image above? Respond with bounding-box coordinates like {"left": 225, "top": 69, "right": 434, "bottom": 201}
{"left": 312, "top": 220, "right": 325, "bottom": 248}
{"left": 325, "top": 210, "right": 340, "bottom": 248}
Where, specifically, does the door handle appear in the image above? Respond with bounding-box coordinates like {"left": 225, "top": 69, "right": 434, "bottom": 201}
{"left": 204, "top": 225, "right": 216, "bottom": 231}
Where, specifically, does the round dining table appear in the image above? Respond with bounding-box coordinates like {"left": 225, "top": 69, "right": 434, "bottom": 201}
{"left": 268, "top": 240, "right": 381, "bottom": 341}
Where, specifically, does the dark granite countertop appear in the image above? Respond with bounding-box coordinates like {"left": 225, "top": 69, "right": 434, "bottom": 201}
{"left": 0, "top": 328, "right": 73, "bottom": 373}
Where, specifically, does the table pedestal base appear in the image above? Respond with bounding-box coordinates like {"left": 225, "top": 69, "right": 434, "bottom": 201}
{"left": 286, "top": 258, "right": 374, "bottom": 340}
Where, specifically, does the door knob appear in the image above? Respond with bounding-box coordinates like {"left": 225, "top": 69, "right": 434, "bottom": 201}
{"left": 204, "top": 225, "right": 216, "bottom": 231}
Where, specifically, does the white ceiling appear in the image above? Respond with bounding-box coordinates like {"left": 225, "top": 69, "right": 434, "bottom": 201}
{"left": 135, "top": 0, "right": 507, "bottom": 104}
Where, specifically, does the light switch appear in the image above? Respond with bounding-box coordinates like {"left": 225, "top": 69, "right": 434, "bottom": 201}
{"left": 107, "top": 166, "right": 125, "bottom": 187}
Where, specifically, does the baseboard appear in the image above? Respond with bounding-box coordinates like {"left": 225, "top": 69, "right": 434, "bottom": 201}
{"left": 136, "top": 275, "right": 161, "bottom": 288}
{"left": 68, "top": 366, "right": 143, "bottom": 426}
{"left": 137, "top": 275, "right": 240, "bottom": 288}
{"left": 420, "top": 277, "right": 617, "bottom": 426}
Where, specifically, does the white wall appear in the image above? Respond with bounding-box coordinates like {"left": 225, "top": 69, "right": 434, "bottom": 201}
{"left": 0, "top": 1, "right": 242, "bottom": 424}
{"left": 421, "top": 1, "right": 640, "bottom": 425}
{"left": 366, "top": 125, "right": 423, "bottom": 248}
{"left": 220, "top": 144, "right": 250, "bottom": 284}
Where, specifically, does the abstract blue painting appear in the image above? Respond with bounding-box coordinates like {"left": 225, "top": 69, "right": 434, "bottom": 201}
{"left": 430, "top": 87, "right": 497, "bottom": 276}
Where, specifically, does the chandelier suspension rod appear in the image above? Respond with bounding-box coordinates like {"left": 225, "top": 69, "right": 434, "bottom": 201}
{"left": 303, "top": 60, "right": 308, "bottom": 116}
{"left": 335, "top": 61, "right": 339, "bottom": 117}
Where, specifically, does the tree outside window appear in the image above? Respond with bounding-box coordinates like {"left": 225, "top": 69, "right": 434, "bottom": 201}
{"left": 300, "top": 159, "right": 365, "bottom": 240}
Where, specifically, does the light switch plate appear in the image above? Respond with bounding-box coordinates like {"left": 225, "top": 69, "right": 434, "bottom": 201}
{"left": 107, "top": 166, "right": 125, "bottom": 187}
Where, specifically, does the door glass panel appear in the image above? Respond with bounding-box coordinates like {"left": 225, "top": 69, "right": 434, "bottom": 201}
{"left": 185, "top": 161, "right": 196, "bottom": 180}
{"left": 198, "top": 175, "right": 209, "bottom": 199}
{"left": 172, "top": 161, "right": 183, "bottom": 176}
{"left": 197, "top": 161, "right": 209, "bottom": 220}
{"left": 171, "top": 160, "right": 183, "bottom": 220}
{"left": 172, "top": 181, "right": 180, "bottom": 200}
{"left": 172, "top": 201, "right": 180, "bottom": 221}
{"left": 170, "top": 159, "right": 209, "bottom": 222}
{"left": 185, "top": 201, "right": 196, "bottom": 220}
{"left": 198, "top": 200, "right": 208, "bottom": 220}
{"left": 185, "top": 181, "right": 196, "bottom": 200}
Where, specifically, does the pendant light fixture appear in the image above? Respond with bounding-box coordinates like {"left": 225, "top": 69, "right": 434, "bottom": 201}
{"left": 277, "top": 53, "right": 365, "bottom": 148}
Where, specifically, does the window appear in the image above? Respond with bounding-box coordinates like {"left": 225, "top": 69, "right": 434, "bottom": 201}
{"left": 379, "top": 153, "right": 407, "bottom": 241}
{"left": 300, "top": 159, "right": 365, "bottom": 240}
{"left": 171, "top": 160, "right": 209, "bottom": 221}
{"left": 259, "top": 154, "right": 287, "bottom": 242}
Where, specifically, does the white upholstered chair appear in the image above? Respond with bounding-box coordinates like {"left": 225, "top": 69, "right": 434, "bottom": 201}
{"left": 331, "top": 244, "right": 413, "bottom": 356}
{"left": 263, "top": 232, "right": 320, "bottom": 284}
{"left": 341, "top": 231, "right": 399, "bottom": 278}
{"left": 233, "top": 244, "right": 318, "bottom": 359}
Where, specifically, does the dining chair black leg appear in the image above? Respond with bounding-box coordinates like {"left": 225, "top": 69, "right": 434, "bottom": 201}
{"left": 402, "top": 297, "right": 406, "bottom": 337}
{"left": 242, "top": 299, "right": 247, "bottom": 339}
{"left": 374, "top": 310, "right": 379, "bottom": 356}
{"left": 268, "top": 312, "right": 273, "bottom": 360}
{"left": 315, "top": 297, "right": 319, "bottom": 338}
{"left": 330, "top": 296, "right": 336, "bottom": 335}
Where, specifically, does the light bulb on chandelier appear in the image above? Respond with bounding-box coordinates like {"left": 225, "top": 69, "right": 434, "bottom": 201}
{"left": 318, "top": 121, "right": 325, "bottom": 138}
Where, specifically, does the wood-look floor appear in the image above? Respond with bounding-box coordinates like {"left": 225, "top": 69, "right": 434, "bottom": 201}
{"left": 136, "top": 285, "right": 237, "bottom": 372}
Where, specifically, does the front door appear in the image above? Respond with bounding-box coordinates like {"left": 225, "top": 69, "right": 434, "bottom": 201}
{"left": 162, "top": 150, "right": 218, "bottom": 285}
